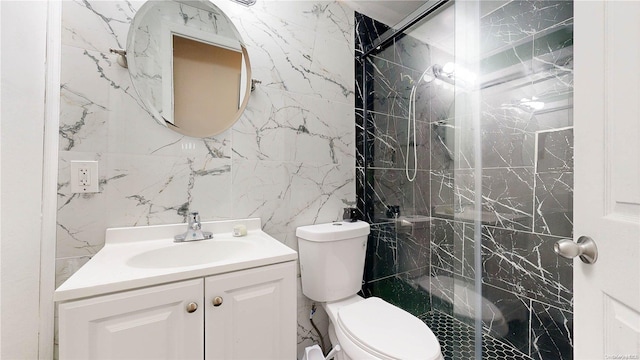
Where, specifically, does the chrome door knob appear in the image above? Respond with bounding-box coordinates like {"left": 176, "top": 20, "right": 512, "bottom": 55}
{"left": 554, "top": 236, "right": 598, "bottom": 264}
{"left": 186, "top": 302, "right": 198, "bottom": 313}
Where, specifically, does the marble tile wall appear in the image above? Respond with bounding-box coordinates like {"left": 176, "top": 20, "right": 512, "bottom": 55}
{"left": 56, "top": 1, "right": 355, "bottom": 357}
{"left": 356, "top": 2, "right": 573, "bottom": 360}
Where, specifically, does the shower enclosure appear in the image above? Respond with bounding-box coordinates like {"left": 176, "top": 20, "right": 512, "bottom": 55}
{"left": 355, "top": 1, "right": 573, "bottom": 359}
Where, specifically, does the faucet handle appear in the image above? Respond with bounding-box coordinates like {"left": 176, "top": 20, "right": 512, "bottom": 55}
{"left": 189, "top": 211, "right": 202, "bottom": 230}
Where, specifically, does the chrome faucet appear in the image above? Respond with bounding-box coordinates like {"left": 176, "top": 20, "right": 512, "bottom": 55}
{"left": 174, "top": 211, "right": 213, "bottom": 242}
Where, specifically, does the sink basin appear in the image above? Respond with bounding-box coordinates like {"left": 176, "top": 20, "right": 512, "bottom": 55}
{"left": 53, "top": 218, "right": 298, "bottom": 302}
{"left": 126, "top": 239, "right": 255, "bottom": 268}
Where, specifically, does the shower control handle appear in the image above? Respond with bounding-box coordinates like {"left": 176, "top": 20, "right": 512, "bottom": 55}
{"left": 554, "top": 236, "right": 598, "bottom": 264}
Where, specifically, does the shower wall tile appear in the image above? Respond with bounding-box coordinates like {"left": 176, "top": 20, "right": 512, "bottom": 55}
{"left": 430, "top": 170, "right": 455, "bottom": 209}
{"left": 536, "top": 128, "right": 573, "bottom": 173}
{"left": 354, "top": 12, "right": 389, "bottom": 53}
{"left": 461, "top": 223, "right": 477, "bottom": 280}
{"left": 355, "top": 54, "right": 366, "bottom": 110}
{"left": 481, "top": 284, "right": 531, "bottom": 355}
{"left": 355, "top": 110, "right": 366, "bottom": 167}
{"left": 393, "top": 35, "right": 432, "bottom": 71}
{"left": 479, "top": 107, "right": 538, "bottom": 169}
{"left": 356, "top": 4, "right": 573, "bottom": 359}
{"left": 369, "top": 56, "right": 416, "bottom": 118}
{"left": 480, "top": 1, "right": 573, "bottom": 55}
{"left": 448, "top": 168, "right": 534, "bottom": 231}
{"left": 533, "top": 21, "right": 573, "bottom": 61}
{"left": 370, "top": 168, "right": 430, "bottom": 221}
{"left": 534, "top": 172, "right": 573, "bottom": 238}
{"left": 480, "top": 168, "right": 535, "bottom": 231}
{"left": 397, "top": 219, "right": 431, "bottom": 277}
{"left": 364, "top": 222, "right": 398, "bottom": 281}
{"left": 530, "top": 301, "right": 573, "bottom": 360}
{"left": 481, "top": 226, "right": 573, "bottom": 311}
{"left": 371, "top": 114, "right": 430, "bottom": 170}
{"left": 429, "top": 219, "right": 462, "bottom": 275}
{"left": 355, "top": 166, "right": 368, "bottom": 220}
{"left": 362, "top": 275, "right": 431, "bottom": 317}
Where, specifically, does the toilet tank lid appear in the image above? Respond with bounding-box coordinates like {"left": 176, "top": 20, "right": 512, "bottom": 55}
{"left": 296, "top": 221, "right": 370, "bottom": 242}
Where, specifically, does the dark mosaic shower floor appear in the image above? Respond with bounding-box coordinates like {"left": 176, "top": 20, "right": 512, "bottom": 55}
{"left": 420, "top": 311, "right": 533, "bottom": 360}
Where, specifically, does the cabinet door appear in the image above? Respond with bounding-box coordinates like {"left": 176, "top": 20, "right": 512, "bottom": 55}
{"left": 205, "top": 261, "right": 296, "bottom": 360}
{"left": 58, "top": 279, "right": 204, "bottom": 360}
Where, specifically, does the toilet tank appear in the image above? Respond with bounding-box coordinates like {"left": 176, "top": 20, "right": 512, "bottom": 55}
{"left": 296, "top": 221, "right": 370, "bottom": 302}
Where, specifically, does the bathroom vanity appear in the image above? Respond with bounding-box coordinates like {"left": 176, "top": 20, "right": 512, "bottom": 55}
{"left": 55, "top": 218, "right": 297, "bottom": 359}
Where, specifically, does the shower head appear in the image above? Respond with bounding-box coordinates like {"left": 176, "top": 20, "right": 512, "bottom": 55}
{"left": 431, "top": 63, "right": 455, "bottom": 86}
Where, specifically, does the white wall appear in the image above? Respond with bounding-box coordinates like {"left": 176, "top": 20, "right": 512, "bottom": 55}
{"left": 0, "top": 1, "right": 48, "bottom": 358}
{"left": 55, "top": 1, "right": 354, "bottom": 357}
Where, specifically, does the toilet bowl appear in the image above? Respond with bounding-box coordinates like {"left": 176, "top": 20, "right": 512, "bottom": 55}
{"left": 297, "top": 221, "right": 444, "bottom": 360}
{"left": 324, "top": 295, "right": 443, "bottom": 360}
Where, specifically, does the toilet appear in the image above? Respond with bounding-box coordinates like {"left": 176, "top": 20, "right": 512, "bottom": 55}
{"left": 297, "top": 221, "right": 444, "bottom": 360}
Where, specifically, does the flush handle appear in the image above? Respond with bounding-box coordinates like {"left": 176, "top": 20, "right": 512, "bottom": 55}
{"left": 554, "top": 236, "right": 598, "bottom": 264}
{"left": 186, "top": 302, "right": 198, "bottom": 313}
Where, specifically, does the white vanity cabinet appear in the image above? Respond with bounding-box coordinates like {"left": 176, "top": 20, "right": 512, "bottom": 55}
{"left": 58, "top": 262, "right": 296, "bottom": 360}
{"left": 205, "top": 262, "right": 296, "bottom": 359}
{"left": 58, "top": 278, "right": 205, "bottom": 359}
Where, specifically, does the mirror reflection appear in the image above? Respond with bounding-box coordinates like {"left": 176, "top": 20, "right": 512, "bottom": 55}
{"left": 127, "top": 0, "right": 251, "bottom": 138}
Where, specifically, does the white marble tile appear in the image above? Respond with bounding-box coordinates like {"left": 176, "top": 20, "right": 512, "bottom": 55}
{"left": 218, "top": 1, "right": 353, "bottom": 102}
{"left": 61, "top": 0, "right": 143, "bottom": 51}
{"left": 315, "top": 1, "right": 354, "bottom": 44}
{"left": 104, "top": 153, "right": 232, "bottom": 228}
{"left": 230, "top": 159, "right": 292, "bottom": 236}
{"left": 57, "top": 152, "right": 108, "bottom": 258}
{"left": 233, "top": 87, "right": 354, "bottom": 164}
{"left": 57, "top": 1, "right": 355, "bottom": 354}
{"left": 232, "top": 88, "right": 292, "bottom": 161}
{"left": 283, "top": 93, "right": 355, "bottom": 165}
{"left": 234, "top": 16, "right": 316, "bottom": 93}
{"left": 285, "top": 162, "right": 356, "bottom": 229}
{"left": 59, "top": 45, "right": 111, "bottom": 152}
{"left": 296, "top": 277, "right": 330, "bottom": 358}
{"left": 55, "top": 256, "right": 91, "bottom": 288}
{"left": 310, "top": 34, "right": 355, "bottom": 102}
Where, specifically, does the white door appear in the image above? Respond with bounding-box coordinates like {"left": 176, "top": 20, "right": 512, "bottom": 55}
{"left": 58, "top": 279, "right": 204, "bottom": 360}
{"left": 204, "top": 262, "right": 296, "bottom": 360}
{"left": 574, "top": 1, "right": 640, "bottom": 359}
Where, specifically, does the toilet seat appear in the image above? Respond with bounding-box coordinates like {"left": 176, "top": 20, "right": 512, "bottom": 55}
{"left": 335, "top": 297, "right": 442, "bottom": 360}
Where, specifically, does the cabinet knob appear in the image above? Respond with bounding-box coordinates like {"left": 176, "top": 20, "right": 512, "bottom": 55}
{"left": 186, "top": 302, "right": 198, "bottom": 313}
{"left": 212, "top": 296, "right": 223, "bottom": 307}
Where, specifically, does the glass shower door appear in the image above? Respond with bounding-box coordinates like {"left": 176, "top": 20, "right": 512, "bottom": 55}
{"left": 356, "top": 1, "right": 573, "bottom": 359}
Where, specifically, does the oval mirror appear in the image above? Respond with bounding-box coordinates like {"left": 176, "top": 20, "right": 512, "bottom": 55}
{"left": 127, "top": 0, "right": 251, "bottom": 138}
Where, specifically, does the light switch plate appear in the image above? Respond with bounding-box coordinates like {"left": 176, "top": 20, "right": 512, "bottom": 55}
{"left": 70, "top": 161, "right": 99, "bottom": 193}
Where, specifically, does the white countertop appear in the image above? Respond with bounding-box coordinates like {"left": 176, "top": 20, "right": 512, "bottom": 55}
{"left": 54, "top": 218, "right": 297, "bottom": 302}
